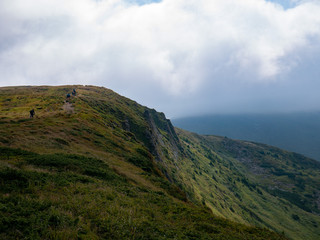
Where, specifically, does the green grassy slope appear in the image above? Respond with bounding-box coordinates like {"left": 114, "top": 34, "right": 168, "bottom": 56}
{"left": 1, "top": 147, "right": 285, "bottom": 240}
{"left": 172, "top": 129, "right": 320, "bottom": 240}
{"left": 0, "top": 85, "right": 286, "bottom": 239}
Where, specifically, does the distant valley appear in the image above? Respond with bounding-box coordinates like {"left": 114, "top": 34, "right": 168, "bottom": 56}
{"left": 173, "top": 113, "right": 320, "bottom": 161}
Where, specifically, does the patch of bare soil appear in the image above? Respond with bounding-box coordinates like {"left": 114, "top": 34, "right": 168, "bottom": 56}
{"left": 63, "top": 101, "right": 74, "bottom": 114}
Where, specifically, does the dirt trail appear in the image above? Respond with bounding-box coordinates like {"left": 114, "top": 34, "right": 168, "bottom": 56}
{"left": 63, "top": 101, "right": 74, "bottom": 114}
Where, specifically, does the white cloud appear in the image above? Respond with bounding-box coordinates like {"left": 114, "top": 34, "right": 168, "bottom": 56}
{"left": 0, "top": 0, "right": 320, "bottom": 114}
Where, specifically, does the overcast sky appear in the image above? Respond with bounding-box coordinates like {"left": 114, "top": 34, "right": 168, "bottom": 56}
{"left": 1, "top": 0, "right": 320, "bottom": 118}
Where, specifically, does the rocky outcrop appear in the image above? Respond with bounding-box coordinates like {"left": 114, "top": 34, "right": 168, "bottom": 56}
{"left": 144, "top": 109, "right": 182, "bottom": 163}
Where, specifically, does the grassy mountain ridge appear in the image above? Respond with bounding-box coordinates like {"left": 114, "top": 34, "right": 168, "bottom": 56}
{"left": 0, "top": 85, "right": 318, "bottom": 239}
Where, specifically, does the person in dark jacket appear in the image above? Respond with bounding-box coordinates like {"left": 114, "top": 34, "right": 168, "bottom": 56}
{"left": 30, "top": 109, "right": 35, "bottom": 118}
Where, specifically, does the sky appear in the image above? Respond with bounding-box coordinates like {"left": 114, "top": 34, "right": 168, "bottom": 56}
{"left": 0, "top": 0, "right": 320, "bottom": 118}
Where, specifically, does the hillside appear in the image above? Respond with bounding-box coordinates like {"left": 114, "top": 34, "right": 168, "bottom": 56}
{"left": 172, "top": 129, "right": 320, "bottom": 240}
{"left": 0, "top": 86, "right": 319, "bottom": 239}
{"left": 172, "top": 113, "right": 320, "bottom": 161}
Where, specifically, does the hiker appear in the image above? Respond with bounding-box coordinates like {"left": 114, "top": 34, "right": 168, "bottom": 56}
{"left": 72, "top": 89, "right": 76, "bottom": 96}
{"left": 29, "top": 109, "right": 35, "bottom": 118}
{"left": 66, "top": 93, "right": 71, "bottom": 103}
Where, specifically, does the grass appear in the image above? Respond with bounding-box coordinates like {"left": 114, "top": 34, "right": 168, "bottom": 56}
{"left": 0, "top": 85, "right": 317, "bottom": 239}
{"left": 171, "top": 128, "right": 320, "bottom": 240}
{"left": 0, "top": 147, "right": 286, "bottom": 240}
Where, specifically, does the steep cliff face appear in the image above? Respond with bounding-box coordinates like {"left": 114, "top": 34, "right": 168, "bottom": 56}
{"left": 143, "top": 109, "right": 182, "bottom": 170}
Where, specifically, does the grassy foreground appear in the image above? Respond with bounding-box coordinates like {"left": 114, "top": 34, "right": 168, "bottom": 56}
{"left": 0, "top": 147, "right": 286, "bottom": 239}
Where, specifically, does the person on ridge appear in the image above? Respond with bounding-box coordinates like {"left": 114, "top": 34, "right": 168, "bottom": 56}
{"left": 29, "top": 109, "right": 35, "bottom": 118}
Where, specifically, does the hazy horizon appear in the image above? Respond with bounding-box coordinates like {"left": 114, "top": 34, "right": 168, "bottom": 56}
{"left": 173, "top": 111, "right": 320, "bottom": 161}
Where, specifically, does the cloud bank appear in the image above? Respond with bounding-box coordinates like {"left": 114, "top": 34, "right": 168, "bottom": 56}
{"left": 1, "top": 0, "right": 320, "bottom": 116}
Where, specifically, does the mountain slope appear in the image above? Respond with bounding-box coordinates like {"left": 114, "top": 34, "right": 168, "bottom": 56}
{"left": 3, "top": 147, "right": 284, "bottom": 240}
{"left": 171, "top": 129, "right": 320, "bottom": 240}
{"left": 0, "top": 85, "right": 318, "bottom": 239}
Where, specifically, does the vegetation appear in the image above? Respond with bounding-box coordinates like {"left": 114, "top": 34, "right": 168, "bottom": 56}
{"left": 172, "top": 129, "right": 320, "bottom": 240}
{"left": 0, "top": 85, "right": 319, "bottom": 239}
{"left": 0, "top": 147, "right": 285, "bottom": 239}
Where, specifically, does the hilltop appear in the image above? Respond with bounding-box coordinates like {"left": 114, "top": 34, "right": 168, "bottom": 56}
{"left": 1, "top": 85, "right": 319, "bottom": 239}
